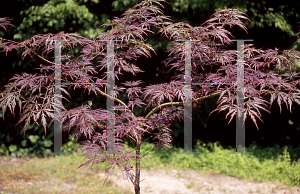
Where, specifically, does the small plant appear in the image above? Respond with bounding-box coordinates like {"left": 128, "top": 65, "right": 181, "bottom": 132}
{"left": 177, "top": 172, "right": 182, "bottom": 178}
{"left": 185, "top": 181, "right": 195, "bottom": 189}
{"left": 255, "top": 188, "right": 261, "bottom": 193}
{"left": 1, "top": 0, "right": 300, "bottom": 193}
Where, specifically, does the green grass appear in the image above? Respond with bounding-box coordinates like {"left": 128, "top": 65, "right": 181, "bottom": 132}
{"left": 0, "top": 152, "right": 130, "bottom": 194}
{"left": 0, "top": 140, "right": 299, "bottom": 193}
{"left": 136, "top": 140, "right": 300, "bottom": 188}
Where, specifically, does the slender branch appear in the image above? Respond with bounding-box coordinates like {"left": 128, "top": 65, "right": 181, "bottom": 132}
{"left": 142, "top": 145, "right": 155, "bottom": 157}
{"left": 144, "top": 88, "right": 273, "bottom": 120}
{"left": 94, "top": 87, "right": 135, "bottom": 117}
{"left": 141, "top": 133, "right": 154, "bottom": 144}
{"left": 145, "top": 91, "right": 222, "bottom": 119}
{"left": 126, "top": 133, "right": 136, "bottom": 146}
{"left": 24, "top": 45, "right": 56, "bottom": 65}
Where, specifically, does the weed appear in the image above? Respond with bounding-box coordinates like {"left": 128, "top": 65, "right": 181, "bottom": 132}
{"left": 185, "top": 182, "right": 195, "bottom": 189}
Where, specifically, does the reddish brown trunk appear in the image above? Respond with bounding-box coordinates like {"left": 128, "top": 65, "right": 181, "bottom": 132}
{"left": 134, "top": 143, "right": 141, "bottom": 194}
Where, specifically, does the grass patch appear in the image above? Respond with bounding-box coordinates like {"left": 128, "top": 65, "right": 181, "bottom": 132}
{"left": 0, "top": 153, "right": 129, "bottom": 194}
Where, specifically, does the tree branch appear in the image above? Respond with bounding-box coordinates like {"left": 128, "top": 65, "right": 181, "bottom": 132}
{"left": 24, "top": 45, "right": 56, "bottom": 65}
{"left": 145, "top": 91, "right": 222, "bottom": 119}
{"left": 142, "top": 145, "right": 155, "bottom": 157}
{"left": 94, "top": 87, "right": 135, "bottom": 117}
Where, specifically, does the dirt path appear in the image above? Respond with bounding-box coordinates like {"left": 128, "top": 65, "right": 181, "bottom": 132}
{"left": 97, "top": 167, "right": 300, "bottom": 194}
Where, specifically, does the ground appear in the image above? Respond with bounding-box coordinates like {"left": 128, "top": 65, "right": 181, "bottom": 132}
{"left": 1, "top": 156, "right": 300, "bottom": 194}
{"left": 98, "top": 166, "right": 300, "bottom": 194}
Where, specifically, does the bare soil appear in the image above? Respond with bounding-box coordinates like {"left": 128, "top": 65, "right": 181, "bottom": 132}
{"left": 98, "top": 167, "right": 300, "bottom": 194}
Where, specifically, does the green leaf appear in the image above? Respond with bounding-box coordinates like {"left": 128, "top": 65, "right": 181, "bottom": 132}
{"left": 0, "top": 144, "right": 8, "bottom": 155}
{"left": 21, "top": 139, "right": 27, "bottom": 147}
{"left": 48, "top": 20, "right": 53, "bottom": 27}
{"left": 288, "top": 119, "right": 294, "bottom": 125}
{"left": 28, "top": 135, "right": 39, "bottom": 143}
{"left": 9, "top": 145, "right": 17, "bottom": 152}
{"left": 44, "top": 139, "right": 53, "bottom": 147}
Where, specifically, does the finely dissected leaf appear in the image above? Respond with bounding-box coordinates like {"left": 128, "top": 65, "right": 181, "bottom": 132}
{"left": 0, "top": 92, "right": 23, "bottom": 120}
{"left": 0, "top": 17, "right": 13, "bottom": 31}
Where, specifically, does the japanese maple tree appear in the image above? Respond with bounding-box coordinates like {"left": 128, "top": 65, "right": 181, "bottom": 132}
{"left": 1, "top": 0, "right": 300, "bottom": 193}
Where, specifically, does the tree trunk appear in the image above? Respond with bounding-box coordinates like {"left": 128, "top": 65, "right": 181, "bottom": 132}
{"left": 134, "top": 143, "right": 141, "bottom": 194}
